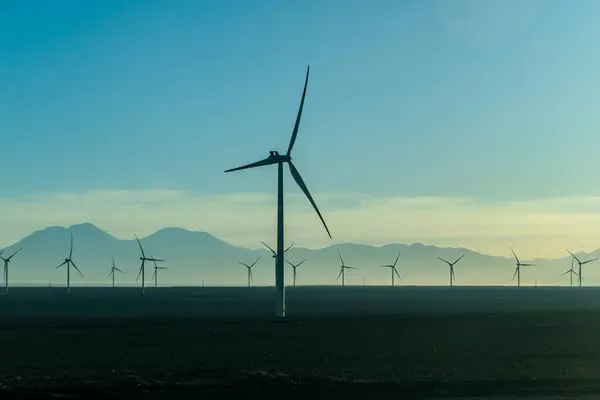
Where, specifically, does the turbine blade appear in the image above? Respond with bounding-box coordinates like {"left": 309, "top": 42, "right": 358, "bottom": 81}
{"left": 152, "top": 269, "right": 156, "bottom": 280}
{"left": 285, "top": 260, "right": 294, "bottom": 266}
{"left": 261, "top": 241, "right": 277, "bottom": 256}
{"left": 285, "top": 243, "right": 294, "bottom": 253}
{"left": 250, "top": 257, "right": 260, "bottom": 268}
{"left": 148, "top": 258, "right": 165, "bottom": 262}
{"left": 336, "top": 269, "right": 343, "bottom": 280}
{"left": 224, "top": 157, "right": 278, "bottom": 173}
{"left": 69, "top": 233, "right": 73, "bottom": 259}
{"left": 135, "top": 234, "right": 146, "bottom": 258}
{"left": 7, "top": 248, "right": 22, "bottom": 261}
{"left": 582, "top": 257, "right": 599, "bottom": 265}
{"left": 560, "top": 270, "right": 570, "bottom": 276}
{"left": 115, "top": 268, "right": 124, "bottom": 273}
{"left": 287, "top": 65, "right": 310, "bottom": 156}
{"left": 288, "top": 161, "right": 332, "bottom": 239}
{"left": 510, "top": 247, "right": 520, "bottom": 264}
{"left": 136, "top": 262, "right": 143, "bottom": 282}
{"left": 71, "top": 261, "right": 84, "bottom": 278}
{"left": 297, "top": 259, "right": 307, "bottom": 267}
{"left": 346, "top": 266, "right": 357, "bottom": 270}
{"left": 453, "top": 254, "right": 464, "bottom": 265}
{"left": 56, "top": 261, "right": 68, "bottom": 269}
{"left": 109, "top": 269, "right": 113, "bottom": 276}
{"left": 238, "top": 261, "right": 251, "bottom": 268}
{"left": 337, "top": 249, "right": 345, "bottom": 266}
{"left": 521, "top": 263, "right": 535, "bottom": 267}
{"left": 394, "top": 268, "right": 401, "bottom": 280}
{"left": 567, "top": 249, "right": 581, "bottom": 264}
{"left": 437, "top": 256, "right": 450, "bottom": 265}
{"left": 393, "top": 252, "right": 401, "bottom": 267}
{"left": 512, "top": 267, "right": 518, "bottom": 280}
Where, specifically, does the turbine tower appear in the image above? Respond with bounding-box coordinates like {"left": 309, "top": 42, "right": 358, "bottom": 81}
{"left": 286, "top": 258, "right": 307, "bottom": 287}
{"left": 238, "top": 257, "right": 260, "bottom": 287}
{"left": 336, "top": 250, "right": 356, "bottom": 286}
{"left": 381, "top": 252, "right": 401, "bottom": 286}
{"left": 134, "top": 234, "right": 165, "bottom": 295}
{"left": 567, "top": 250, "right": 598, "bottom": 287}
{"left": 55, "top": 233, "right": 83, "bottom": 295}
{"left": 1, "top": 248, "right": 22, "bottom": 295}
{"left": 108, "top": 253, "right": 123, "bottom": 288}
{"left": 561, "top": 257, "right": 579, "bottom": 287}
{"left": 510, "top": 248, "right": 535, "bottom": 287}
{"left": 224, "top": 65, "right": 332, "bottom": 319}
{"left": 437, "top": 254, "right": 464, "bottom": 286}
{"left": 151, "top": 259, "right": 168, "bottom": 288}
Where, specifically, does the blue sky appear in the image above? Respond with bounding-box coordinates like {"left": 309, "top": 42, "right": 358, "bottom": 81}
{"left": 1, "top": 0, "right": 600, "bottom": 257}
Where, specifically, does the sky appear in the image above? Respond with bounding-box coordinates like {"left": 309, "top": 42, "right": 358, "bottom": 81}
{"left": 1, "top": 0, "right": 600, "bottom": 259}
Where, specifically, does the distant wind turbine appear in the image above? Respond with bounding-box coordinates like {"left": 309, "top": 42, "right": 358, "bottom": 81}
{"left": 108, "top": 253, "right": 123, "bottom": 288}
{"left": 567, "top": 250, "right": 599, "bottom": 287}
{"left": 437, "top": 254, "right": 464, "bottom": 286}
{"left": 225, "top": 66, "right": 332, "bottom": 318}
{"left": 134, "top": 234, "right": 165, "bottom": 295}
{"left": 55, "top": 233, "right": 83, "bottom": 295}
{"left": 238, "top": 257, "right": 260, "bottom": 287}
{"left": 510, "top": 248, "right": 535, "bottom": 287}
{"left": 260, "top": 240, "right": 294, "bottom": 279}
{"left": 336, "top": 250, "right": 356, "bottom": 286}
{"left": 286, "top": 258, "right": 307, "bottom": 287}
{"left": 561, "top": 258, "right": 579, "bottom": 287}
{"left": 151, "top": 259, "right": 168, "bottom": 288}
{"left": 1, "top": 248, "right": 22, "bottom": 295}
{"left": 381, "top": 252, "right": 401, "bottom": 286}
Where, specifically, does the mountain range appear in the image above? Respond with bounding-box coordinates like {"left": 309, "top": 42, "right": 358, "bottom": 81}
{"left": 1, "top": 223, "right": 598, "bottom": 287}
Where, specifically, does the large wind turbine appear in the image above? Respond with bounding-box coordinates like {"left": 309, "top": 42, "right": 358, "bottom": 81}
{"left": 510, "top": 248, "right": 535, "bottom": 287}
{"left": 561, "top": 258, "right": 579, "bottom": 287}
{"left": 224, "top": 65, "right": 331, "bottom": 319}
{"left": 336, "top": 250, "right": 356, "bottom": 286}
{"left": 286, "top": 258, "right": 307, "bottom": 287}
{"left": 567, "top": 250, "right": 598, "bottom": 287}
{"left": 238, "top": 257, "right": 260, "bottom": 287}
{"left": 55, "top": 233, "right": 83, "bottom": 295}
{"left": 134, "top": 234, "right": 165, "bottom": 295}
{"left": 1, "top": 248, "right": 21, "bottom": 294}
{"left": 151, "top": 259, "right": 168, "bottom": 288}
{"left": 437, "top": 254, "right": 464, "bottom": 286}
{"left": 381, "top": 252, "right": 401, "bottom": 286}
{"left": 108, "top": 253, "right": 123, "bottom": 288}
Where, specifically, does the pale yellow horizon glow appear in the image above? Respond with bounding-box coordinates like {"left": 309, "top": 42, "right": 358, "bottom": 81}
{"left": 0, "top": 189, "right": 599, "bottom": 260}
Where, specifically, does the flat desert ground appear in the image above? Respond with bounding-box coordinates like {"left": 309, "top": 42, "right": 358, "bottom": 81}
{"left": 2, "top": 286, "right": 600, "bottom": 399}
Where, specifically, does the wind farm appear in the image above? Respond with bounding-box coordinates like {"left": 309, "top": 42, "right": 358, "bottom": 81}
{"left": 4, "top": 0, "right": 600, "bottom": 396}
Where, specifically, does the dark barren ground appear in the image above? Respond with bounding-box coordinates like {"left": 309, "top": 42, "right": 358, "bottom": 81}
{"left": 2, "top": 286, "right": 600, "bottom": 399}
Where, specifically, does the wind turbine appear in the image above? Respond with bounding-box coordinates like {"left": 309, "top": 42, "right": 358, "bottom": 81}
{"left": 336, "top": 250, "right": 356, "bottom": 286}
{"left": 510, "top": 248, "right": 535, "bottom": 287}
{"left": 437, "top": 254, "right": 464, "bottom": 286}
{"left": 134, "top": 234, "right": 165, "bottom": 295}
{"left": 1, "top": 248, "right": 21, "bottom": 294}
{"left": 55, "top": 233, "right": 83, "bottom": 295}
{"left": 567, "top": 250, "right": 598, "bottom": 287}
{"left": 262, "top": 241, "right": 293, "bottom": 284}
{"left": 151, "top": 259, "right": 168, "bottom": 288}
{"left": 561, "top": 257, "right": 579, "bottom": 287}
{"left": 108, "top": 253, "right": 123, "bottom": 288}
{"left": 381, "top": 252, "right": 401, "bottom": 286}
{"left": 225, "top": 66, "right": 331, "bottom": 318}
{"left": 286, "top": 258, "right": 307, "bottom": 287}
{"left": 238, "top": 257, "right": 260, "bottom": 287}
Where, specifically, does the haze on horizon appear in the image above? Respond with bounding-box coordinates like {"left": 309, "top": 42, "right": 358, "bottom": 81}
{"left": 2, "top": 0, "right": 600, "bottom": 260}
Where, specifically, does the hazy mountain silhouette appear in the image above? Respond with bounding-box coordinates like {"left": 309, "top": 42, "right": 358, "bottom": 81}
{"left": 2, "top": 223, "right": 599, "bottom": 286}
